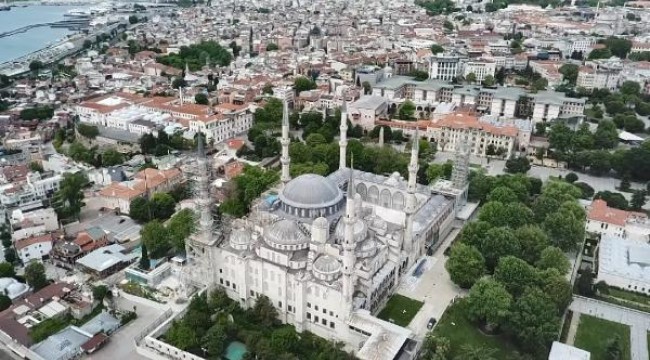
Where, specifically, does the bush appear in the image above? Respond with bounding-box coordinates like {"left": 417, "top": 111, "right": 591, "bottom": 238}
{"left": 565, "top": 172, "right": 578, "bottom": 183}
{"left": 121, "top": 311, "right": 137, "bottom": 325}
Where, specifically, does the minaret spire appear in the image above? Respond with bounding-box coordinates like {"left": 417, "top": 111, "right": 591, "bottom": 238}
{"left": 280, "top": 100, "right": 291, "bottom": 186}
{"left": 404, "top": 128, "right": 420, "bottom": 258}
{"left": 339, "top": 99, "right": 348, "bottom": 169}
{"left": 342, "top": 155, "right": 357, "bottom": 315}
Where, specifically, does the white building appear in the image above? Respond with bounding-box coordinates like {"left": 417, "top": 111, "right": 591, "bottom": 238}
{"left": 576, "top": 66, "right": 620, "bottom": 91}
{"left": 549, "top": 342, "right": 590, "bottom": 360}
{"left": 182, "top": 104, "right": 463, "bottom": 360}
{"left": 586, "top": 199, "right": 650, "bottom": 242}
{"left": 463, "top": 59, "right": 496, "bottom": 83}
{"left": 347, "top": 95, "right": 389, "bottom": 129}
{"left": 428, "top": 54, "right": 462, "bottom": 81}
{"left": 15, "top": 233, "right": 55, "bottom": 263}
{"left": 10, "top": 208, "right": 59, "bottom": 241}
{"left": 598, "top": 235, "right": 650, "bottom": 294}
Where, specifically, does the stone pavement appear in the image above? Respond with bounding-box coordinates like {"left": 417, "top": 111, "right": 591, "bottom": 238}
{"left": 565, "top": 312, "right": 581, "bottom": 345}
{"left": 569, "top": 296, "right": 650, "bottom": 360}
{"left": 397, "top": 228, "right": 466, "bottom": 339}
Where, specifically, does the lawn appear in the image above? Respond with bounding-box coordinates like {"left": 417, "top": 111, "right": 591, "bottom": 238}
{"left": 432, "top": 299, "right": 521, "bottom": 359}
{"left": 574, "top": 315, "right": 631, "bottom": 360}
{"left": 598, "top": 286, "right": 650, "bottom": 312}
{"left": 377, "top": 294, "right": 424, "bottom": 327}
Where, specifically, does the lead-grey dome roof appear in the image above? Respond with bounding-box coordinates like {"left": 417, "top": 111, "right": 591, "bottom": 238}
{"left": 265, "top": 219, "right": 309, "bottom": 249}
{"left": 279, "top": 174, "right": 343, "bottom": 209}
{"left": 313, "top": 255, "right": 342, "bottom": 274}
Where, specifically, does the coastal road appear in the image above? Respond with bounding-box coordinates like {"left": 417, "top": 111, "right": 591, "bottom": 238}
{"left": 569, "top": 296, "right": 650, "bottom": 360}
{"left": 397, "top": 228, "right": 466, "bottom": 339}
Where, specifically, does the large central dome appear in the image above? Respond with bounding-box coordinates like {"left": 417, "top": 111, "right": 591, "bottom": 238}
{"left": 280, "top": 174, "right": 343, "bottom": 209}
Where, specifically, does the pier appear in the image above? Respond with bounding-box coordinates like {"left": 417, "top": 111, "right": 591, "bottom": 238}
{"left": 0, "top": 20, "right": 90, "bottom": 39}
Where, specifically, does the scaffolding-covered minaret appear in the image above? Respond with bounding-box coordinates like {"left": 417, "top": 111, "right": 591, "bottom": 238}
{"left": 280, "top": 100, "right": 291, "bottom": 185}
{"left": 451, "top": 142, "right": 470, "bottom": 190}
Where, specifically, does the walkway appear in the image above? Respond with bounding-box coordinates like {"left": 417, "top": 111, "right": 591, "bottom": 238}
{"left": 569, "top": 296, "right": 650, "bottom": 360}
{"left": 565, "top": 312, "right": 581, "bottom": 345}
{"left": 397, "top": 228, "right": 466, "bottom": 339}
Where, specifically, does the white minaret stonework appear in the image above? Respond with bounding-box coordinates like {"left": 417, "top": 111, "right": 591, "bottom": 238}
{"left": 403, "top": 129, "right": 419, "bottom": 259}
{"left": 342, "top": 170, "right": 356, "bottom": 314}
{"left": 281, "top": 100, "right": 291, "bottom": 185}
{"left": 339, "top": 100, "right": 348, "bottom": 169}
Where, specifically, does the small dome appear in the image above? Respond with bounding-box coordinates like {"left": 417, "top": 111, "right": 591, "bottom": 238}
{"left": 280, "top": 174, "right": 343, "bottom": 209}
{"left": 265, "top": 219, "right": 309, "bottom": 248}
{"left": 313, "top": 217, "right": 329, "bottom": 229}
{"left": 335, "top": 218, "right": 368, "bottom": 243}
{"left": 313, "top": 255, "right": 342, "bottom": 274}
{"left": 230, "top": 228, "right": 251, "bottom": 247}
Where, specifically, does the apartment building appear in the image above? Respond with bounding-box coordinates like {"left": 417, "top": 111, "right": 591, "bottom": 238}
{"left": 428, "top": 54, "right": 462, "bottom": 81}
{"left": 577, "top": 66, "right": 621, "bottom": 91}
{"left": 463, "top": 59, "right": 496, "bottom": 83}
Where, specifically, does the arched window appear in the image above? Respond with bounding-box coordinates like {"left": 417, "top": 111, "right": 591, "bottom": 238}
{"left": 356, "top": 183, "right": 367, "bottom": 201}
{"left": 380, "top": 189, "right": 391, "bottom": 208}
{"left": 368, "top": 186, "right": 379, "bottom": 204}
{"left": 392, "top": 192, "right": 405, "bottom": 210}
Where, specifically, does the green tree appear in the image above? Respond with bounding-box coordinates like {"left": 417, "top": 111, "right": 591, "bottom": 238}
{"left": 605, "top": 37, "right": 632, "bottom": 59}
{"left": 361, "top": 81, "right": 372, "bottom": 95}
{"left": 77, "top": 123, "right": 99, "bottom": 139}
{"left": 481, "top": 227, "right": 521, "bottom": 271}
{"left": 398, "top": 100, "right": 416, "bottom": 120}
{"left": 508, "top": 287, "right": 560, "bottom": 355}
{"left": 430, "top": 44, "right": 444, "bottom": 54}
{"left": 446, "top": 243, "right": 486, "bottom": 288}
{"left": 505, "top": 156, "right": 530, "bottom": 174}
{"left": 92, "top": 285, "right": 109, "bottom": 302}
{"left": 141, "top": 220, "right": 170, "bottom": 258}
{"left": 0, "top": 294, "right": 11, "bottom": 311}
{"left": 459, "top": 221, "right": 493, "bottom": 249}
{"left": 540, "top": 269, "right": 573, "bottom": 312}
{"left": 559, "top": 64, "right": 579, "bottom": 85}
{"left": 168, "top": 209, "right": 195, "bottom": 252}
{"left": 24, "top": 261, "right": 48, "bottom": 290}
{"left": 466, "top": 72, "right": 477, "bottom": 84}
{"left": 565, "top": 172, "right": 578, "bottom": 183}
{"left": 203, "top": 323, "right": 227, "bottom": 357}
{"left": 532, "top": 78, "right": 548, "bottom": 91}
{"left": 101, "top": 149, "right": 124, "bottom": 166}
{"left": 167, "top": 322, "right": 199, "bottom": 351}
{"left": 266, "top": 43, "right": 279, "bottom": 51}
{"left": 548, "top": 122, "right": 574, "bottom": 153}
{"left": 262, "top": 83, "right": 274, "bottom": 95}
{"left": 482, "top": 75, "right": 496, "bottom": 87}
{"left": 606, "top": 334, "right": 623, "bottom": 360}
{"left": 543, "top": 207, "right": 585, "bottom": 251}
{"left": 577, "top": 267, "right": 595, "bottom": 296}
{"left": 620, "top": 80, "right": 641, "bottom": 97}
{"left": 29, "top": 60, "right": 44, "bottom": 73}
{"left": 294, "top": 76, "right": 317, "bottom": 93}
{"left": 536, "top": 246, "right": 570, "bottom": 275}
{"left": 171, "top": 77, "right": 187, "bottom": 89}
{"left": 594, "top": 120, "right": 619, "bottom": 149}
{"left": 443, "top": 20, "right": 454, "bottom": 32}
{"left": 128, "top": 15, "right": 139, "bottom": 24}
{"left": 486, "top": 186, "right": 519, "bottom": 204}
{"left": 195, "top": 93, "right": 209, "bottom": 105}
{"left": 4, "top": 249, "right": 17, "bottom": 264}
{"left": 52, "top": 172, "right": 87, "bottom": 221}
{"left": 466, "top": 277, "right": 512, "bottom": 330}
{"left": 494, "top": 256, "right": 538, "bottom": 296}
{"left": 514, "top": 225, "right": 550, "bottom": 265}
{"left": 129, "top": 197, "right": 150, "bottom": 223}
{"left": 252, "top": 295, "right": 278, "bottom": 327}
{"left": 0, "top": 262, "right": 15, "bottom": 278}
{"left": 631, "top": 190, "right": 647, "bottom": 210}
{"left": 139, "top": 244, "right": 150, "bottom": 270}
{"left": 150, "top": 192, "right": 177, "bottom": 220}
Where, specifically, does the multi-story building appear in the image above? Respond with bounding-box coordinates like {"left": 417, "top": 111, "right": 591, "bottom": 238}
{"left": 428, "top": 54, "right": 462, "bottom": 81}
{"left": 15, "top": 232, "right": 56, "bottom": 263}
{"left": 577, "top": 65, "right": 621, "bottom": 91}
{"left": 586, "top": 199, "right": 650, "bottom": 242}
{"left": 347, "top": 96, "right": 389, "bottom": 129}
{"left": 463, "top": 59, "right": 496, "bottom": 83}
{"left": 370, "top": 76, "right": 585, "bottom": 126}
{"left": 98, "top": 168, "right": 182, "bottom": 214}
{"left": 10, "top": 207, "right": 59, "bottom": 241}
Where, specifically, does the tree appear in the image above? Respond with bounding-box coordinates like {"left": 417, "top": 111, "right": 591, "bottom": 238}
{"left": 150, "top": 192, "right": 177, "bottom": 220}
{"left": 262, "top": 83, "right": 274, "bottom": 95}
{"left": 494, "top": 256, "right": 538, "bottom": 296}
{"left": 101, "top": 149, "right": 124, "bottom": 166}
{"left": 606, "top": 335, "right": 623, "bottom": 360}
{"left": 631, "top": 190, "right": 647, "bottom": 210}
{"left": 266, "top": 43, "right": 279, "bottom": 51}
{"left": 565, "top": 172, "right": 578, "bottom": 183}
{"left": 203, "top": 323, "right": 227, "bottom": 357}
{"left": 543, "top": 207, "right": 584, "bottom": 251}
{"left": 0, "top": 262, "right": 15, "bottom": 278}
{"left": 595, "top": 191, "right": 629, "bottom": 210}
{"left": 167, "top": 322, "right": 198, "bottom": 351}
{"left": 536, "top": 247, "right": 570, "bottom": 275}
{"left": 620, "top": 80, "right": 640, "bottom": 97}
{"left": 430, "top": 44, "right": 444, "bottom": 54}
{"left": 482, "top": 75, "right": 496, "bottom": 87}
{"left": 459, "top": 221, "right": 493, "bottom": 249}
{"left": 514, "top": 225, "right": 550, "bottom": 265}
{"left": 168, "top": 209, "right": 196, "bottom": 252}
{"left": 141, "top": 220, "right": 170, "bottom": 258}
{"left": 508, "top": 287, "right": 560, "bottom": 355}
{"left": 594, "top": 120, "right": 619, "bottom": 149}
{"left": 92, "top": 285, "right": 109, "bottom": 302}
{"left": 605, "top": 37, "right": 632, "bottom": 59}
{"left": 481, "top": 228, "right": 521, "bottom": 271}
{"left": 532, "top": 78, "right": 548, "bottom": 91}
{"left": 467, "top": 277, "right": 512, "bottom": 330}
{"left": 540, "top": 269, "right": 573, "bottom": 312}
{"left": 443, "top": 20, "right": 454, "bottom": 32}
{"left": 398, "top": 100, "right": 416, "bottom": 120}
{"left": 0, "top": 294, "right": 10, "bottom": 311}
{"left": 128, "top": 15, "right": 139, "bottom": 24}
{"left": 577, "top": 267, "right": 595, "bottom": 296}
{"left": 559, "top": 64, "right": 579, "bottom": 85}
{"left": 195, "top": 93, "right": 209, "bottom": 105}
{"left": 4, "top": 249, "right": 17, "bottom": 264}
{"left": 505, "top": 156, "right": 530, "bottom": 174}
{"left": 487, "top": 186, "right": 518, "bottom": 204}
{"left": 252, "top": 295, "right": 278, "bottom": 327}
{"left": 446, "top": 243, "right": 486, "bottom": 288}
{"left": 466, "top": 72, "right": 477, "bottom": 84}
{"left": 548, "top": 122, "right": 574, "bottom": 153}
{"left": 29, "top": 60, "right": 44, "bottom": 74}
{"left": 52, "top": 172, "right": 87, "bottom": 222}
{"left": 24, "top": 261, "right": 48, "bottom": 290}
{"left": 139, "top": 244, "right": 150, "bottom": 270}
{"left": 294, "top": 76, "right": 317, "bottom": 93}
{"left": 171, "top": 77, "right": 187, "bottom": 89}
{"left": 129, "top": 197, "right": 150, "bottom": 223}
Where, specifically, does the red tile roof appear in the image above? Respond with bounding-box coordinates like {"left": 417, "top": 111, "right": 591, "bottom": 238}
{"left": 587, "top": 199, "right": 647, "bottom": 226}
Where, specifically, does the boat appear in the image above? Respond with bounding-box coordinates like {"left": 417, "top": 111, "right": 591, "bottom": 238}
{"left": 0, "top": 5, "right": 10, "bottom": 11}
{"left": 64, "top": 9, "right": 91, "bottom": 19}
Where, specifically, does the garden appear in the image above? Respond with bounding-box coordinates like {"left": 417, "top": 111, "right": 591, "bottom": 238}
{"left": 376, "top": 294, "right": 423, "bottom": 327}
{"left": 574, "top": 315, "right": 630, "bottom": 360}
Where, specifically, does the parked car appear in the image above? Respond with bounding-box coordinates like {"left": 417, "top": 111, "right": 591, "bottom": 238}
{"left": 427, "top": 317, "right": 437, "bottom": 330}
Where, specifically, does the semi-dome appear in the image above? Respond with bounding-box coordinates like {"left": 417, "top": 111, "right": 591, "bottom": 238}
{"left": 280, "top": 174, "right": 343, "bottom": 209}
{"left": 229, "top": 227, "right": 252, "bottom": 250}
{"left": 335, "top": 217, "right": 368, "bottom": 243}
{"left": 265, "top": 219, "right": 309, "bottom": 250}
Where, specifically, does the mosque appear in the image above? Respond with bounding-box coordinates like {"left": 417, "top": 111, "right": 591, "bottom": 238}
{"left": 184, "top": 100, "right": 469, "bottom": 360}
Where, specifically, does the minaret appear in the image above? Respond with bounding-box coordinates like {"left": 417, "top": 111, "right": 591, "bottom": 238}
{"left": 280, "top": 100, "right": 291, "bottom": 186}
{"left": 342, "top": 168, "right": 357, "bottom": 314}
{"left": 339, "top": 100, "right": 348, "bottom": 169}
{"left": 403, "top": 129, "right": 419, "bottom": 258}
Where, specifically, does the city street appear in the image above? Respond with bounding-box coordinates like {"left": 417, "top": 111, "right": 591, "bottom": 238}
{"left": 397, "top": 228, "right": 466, "bottom": 339}
{"left": 569, "top": 296, "right": 650, "bottom": 360}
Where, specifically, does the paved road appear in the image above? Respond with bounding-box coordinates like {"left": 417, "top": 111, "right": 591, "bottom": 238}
{"left": 87, "top": 295, "right": 167, "bottom": 360}
{"left": 570, "top": 296, "right": 650, "bottom": 360}
{"left": 397, "top": 228, "right": 466, "bottom": 339}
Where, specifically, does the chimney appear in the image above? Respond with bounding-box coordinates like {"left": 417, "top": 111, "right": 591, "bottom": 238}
{"left": 179, "top": 87, "right": 183, "bottom": 107}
